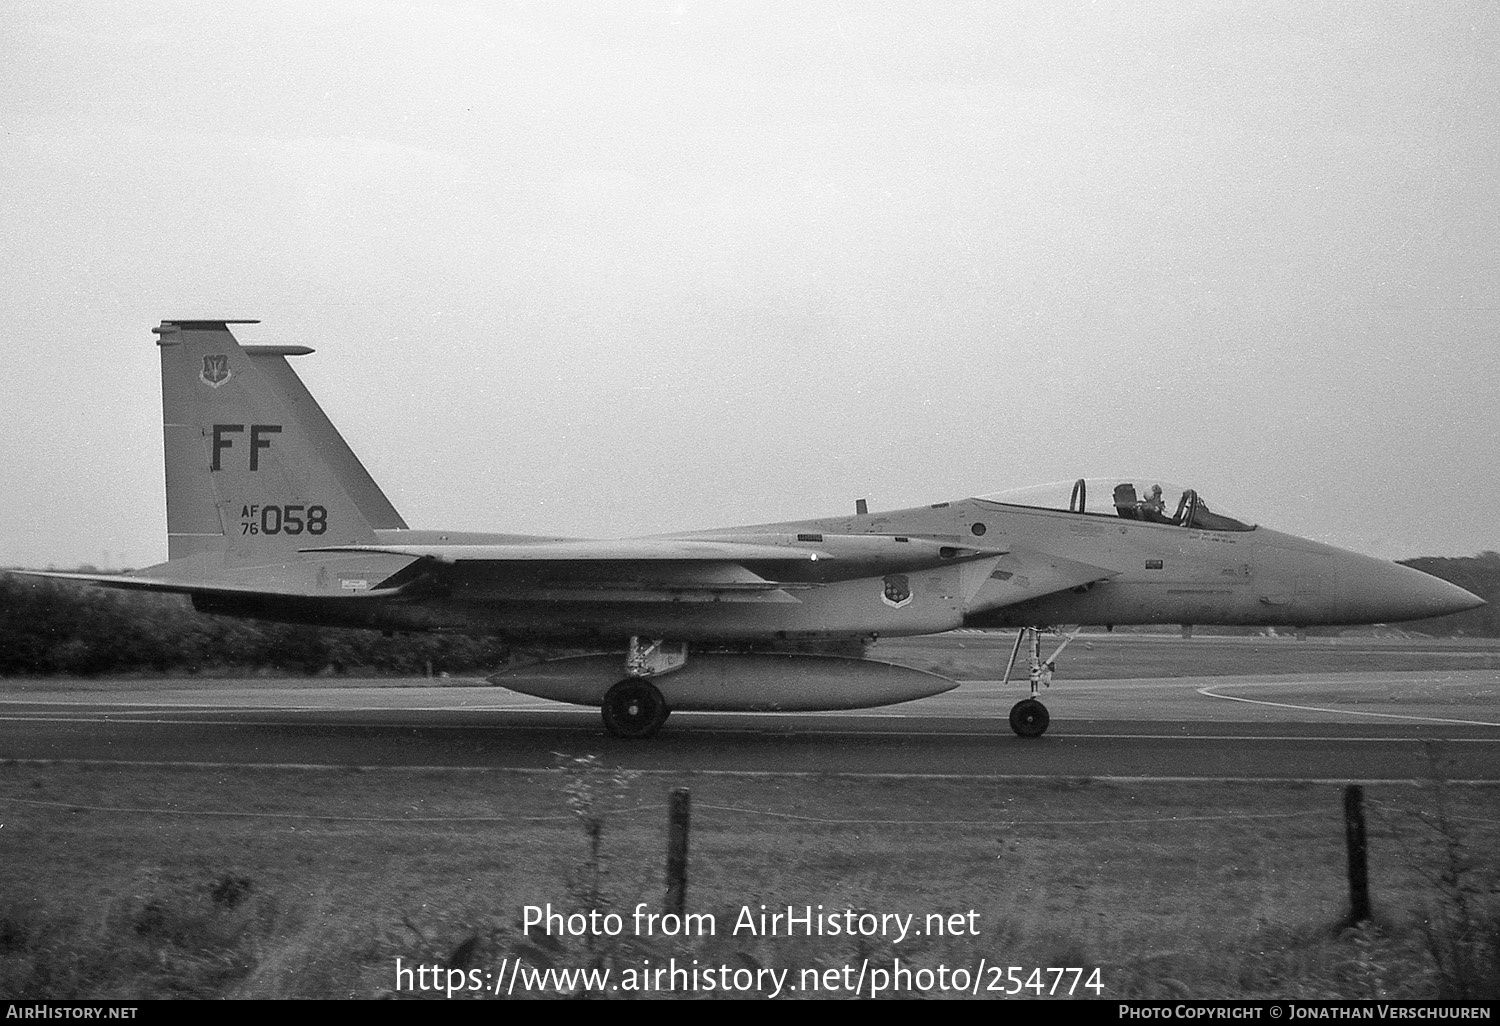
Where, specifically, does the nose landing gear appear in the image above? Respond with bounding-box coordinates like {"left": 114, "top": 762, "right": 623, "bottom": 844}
{"left": 1002, "top": 626, "right": 1081, "bottom": 738}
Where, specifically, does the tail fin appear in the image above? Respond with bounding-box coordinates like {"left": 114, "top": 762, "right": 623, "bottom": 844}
{"left": 156, "top": 320, "right": 380, "bottom": 561}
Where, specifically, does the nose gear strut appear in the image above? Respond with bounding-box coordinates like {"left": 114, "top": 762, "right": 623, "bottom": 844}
{"left": 1001, "top": 626, "right": 1082, "bottom": 738}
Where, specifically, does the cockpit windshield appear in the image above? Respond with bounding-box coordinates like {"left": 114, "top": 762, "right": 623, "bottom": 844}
{"left": 980, "top": 478, "right": 1255, "bottom": 532}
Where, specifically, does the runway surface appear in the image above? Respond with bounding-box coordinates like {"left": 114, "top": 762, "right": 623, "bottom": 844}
{"left": 3, "top": 664, "right": 1498, "bottom": 782}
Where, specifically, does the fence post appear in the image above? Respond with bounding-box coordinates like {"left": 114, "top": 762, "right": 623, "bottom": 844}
{"left": 665, "top": 787, "right": 690, "bottom": 916}
{"left": 1344, "top": 784, "right": 1371, "bottom": 925}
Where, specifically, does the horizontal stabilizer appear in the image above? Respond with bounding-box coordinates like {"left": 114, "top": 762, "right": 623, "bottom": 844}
{"left": 11, "top": 549, "right": 423, "bottom": 600}
{"left": 9, "top": 569, "right": 401, "bottom": 599}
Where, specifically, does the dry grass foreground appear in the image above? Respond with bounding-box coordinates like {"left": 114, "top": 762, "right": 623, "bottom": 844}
{"left": 1, "top": 759, "right": 1496, "bottom": 999}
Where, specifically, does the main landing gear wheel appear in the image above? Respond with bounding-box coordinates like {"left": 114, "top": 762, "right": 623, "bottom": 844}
{"left": 1009, "top": 698, "right": 1050, "bottom": 739}
{"left": 601, "top": 679, "right": 670, "bottom": 739}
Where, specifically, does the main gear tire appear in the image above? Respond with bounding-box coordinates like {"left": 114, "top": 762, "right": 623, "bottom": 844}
{"left": 601, "top": 679, "right": 670, "bottom": 739}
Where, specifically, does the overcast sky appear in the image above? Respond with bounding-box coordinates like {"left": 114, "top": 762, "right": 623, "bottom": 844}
{"left": 3, "top": 1, "right": 1497, "bottom": 570}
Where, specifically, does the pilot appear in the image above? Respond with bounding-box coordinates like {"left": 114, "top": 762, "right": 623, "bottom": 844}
{"left": 1138, "top": 485, "right": 1170, "bottom": 524}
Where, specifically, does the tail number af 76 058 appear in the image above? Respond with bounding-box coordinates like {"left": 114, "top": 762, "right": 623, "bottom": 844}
{"left": 239, "top": 504, "right": 328, "bottom": 535}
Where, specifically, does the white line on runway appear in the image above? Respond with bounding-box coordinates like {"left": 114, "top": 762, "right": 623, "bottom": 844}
{"left": 1, "top": 711, "right": 1496, "bottom": 744}
{"left": 1196, "top": 683, "right": 1500, "bottom": 727}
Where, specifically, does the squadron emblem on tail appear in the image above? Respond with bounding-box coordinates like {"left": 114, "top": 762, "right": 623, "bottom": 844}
{"left": 200, "top": 354, "right": 232, "bottom": 388}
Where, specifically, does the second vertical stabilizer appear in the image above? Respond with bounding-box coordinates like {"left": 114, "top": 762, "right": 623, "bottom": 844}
{"left": 155, "top": 320, "right": 379, "bottom": 563}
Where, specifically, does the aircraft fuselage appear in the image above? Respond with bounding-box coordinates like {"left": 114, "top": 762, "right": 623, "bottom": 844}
{"left": 190, "top": 496, "right": 1470, "bottom": 644}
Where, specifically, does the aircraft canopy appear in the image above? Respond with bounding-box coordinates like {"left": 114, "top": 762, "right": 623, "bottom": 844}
{"left": 980, "top": 478, "right": 1255, "bottom": 532}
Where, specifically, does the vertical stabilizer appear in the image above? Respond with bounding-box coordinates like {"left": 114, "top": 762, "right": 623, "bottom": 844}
{"left": 155, "top": 320, "right": 378, "bottom": 562}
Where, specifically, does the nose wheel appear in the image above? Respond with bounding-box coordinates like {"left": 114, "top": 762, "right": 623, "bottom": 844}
{"left": 601, "top": 679, "right": 671, "bottom": 739}
{"left": 1009, "top": 698, "right": 1050, "bottom": 738}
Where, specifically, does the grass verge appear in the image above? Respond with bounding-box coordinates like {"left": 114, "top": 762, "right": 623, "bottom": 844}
{"left": 1, "top": 761, "right": 1495, "bottom": 999}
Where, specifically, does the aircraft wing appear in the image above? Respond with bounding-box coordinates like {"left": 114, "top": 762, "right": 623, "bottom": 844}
{"left": 301, "top": 535, "right": 1008, "bottom": 601}
{"left": 286, "top": 539, "right": 835, "bottom": 604}
{"left": 302, "top": 538, "right": 829, "bottom": 565}
{"left": 305, "top": 534, "right": 1004, "bottom": 568}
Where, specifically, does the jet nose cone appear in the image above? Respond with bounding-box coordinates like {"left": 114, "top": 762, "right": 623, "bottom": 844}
{"left": 1414, "top": 574, "right": 1487, "bottom": 618}
{"left": 1339, "top": 557, "right": 1485, "bottom": 623}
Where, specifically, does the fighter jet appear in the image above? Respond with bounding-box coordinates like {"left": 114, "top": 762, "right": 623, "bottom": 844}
{"left": 21, "top": 320, "right": 1483, "bottom": 739}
